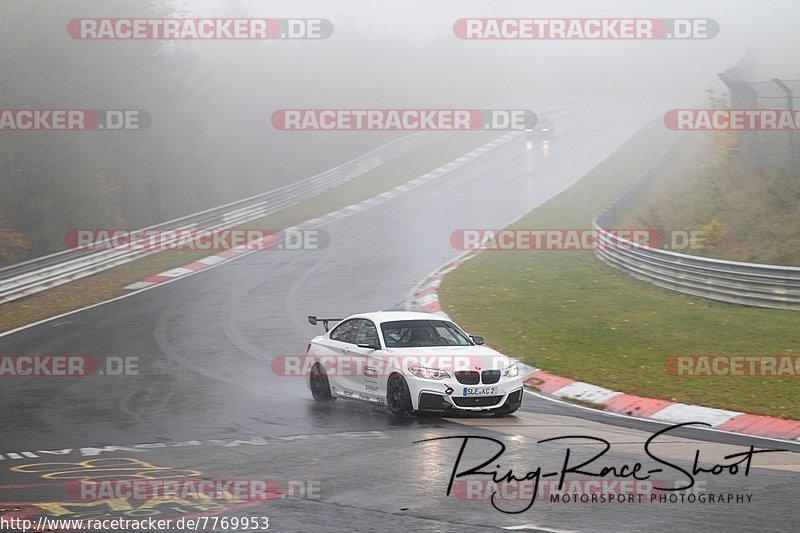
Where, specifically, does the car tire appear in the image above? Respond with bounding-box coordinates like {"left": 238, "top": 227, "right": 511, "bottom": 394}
{"left": 310, "top": 363, "right": 335, "bottom": 403}
{"left": 387, "top": 373, "right": 414, "bottom": 417}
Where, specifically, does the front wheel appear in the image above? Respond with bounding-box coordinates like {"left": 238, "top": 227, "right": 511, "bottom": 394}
{"left": 387, "top": 374, "right": 414, "bottom": 417}
{"left": 310, "top": 363, "right": 335, "bottom": 403}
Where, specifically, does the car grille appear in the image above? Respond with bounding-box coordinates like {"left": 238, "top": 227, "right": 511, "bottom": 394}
{"left": 481, "top": 370, "right": 501, "bottom": 384}
{"left": 454, "top": 371, "right": 480, "bottom": 385}
{"left": 452, "top": 395, "right": 503, "bottom": 408}
{"left": 455, "top": 369, "right": 501, "bottom": 385}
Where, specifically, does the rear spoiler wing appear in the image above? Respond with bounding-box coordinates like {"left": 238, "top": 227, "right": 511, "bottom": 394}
{"left": 307, "top": 316, "right": 343, "bottom": 332}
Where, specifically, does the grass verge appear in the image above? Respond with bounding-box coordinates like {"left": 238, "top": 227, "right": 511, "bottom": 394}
{"left": 439, "top": 119, "right": 800, "bottom": 419}
{"left": 616, "top": 130, "right": 800, "bottom": 265}
{"left": 0, "top": 131, "right": 497, "bottom": 334}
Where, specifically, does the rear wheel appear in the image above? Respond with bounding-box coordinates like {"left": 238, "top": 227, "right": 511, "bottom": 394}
{"left": 387, "top": 374, "right": 414, "bottom": 417}
{"left": 310, "top": 363, "right": 335, "bottom": 403}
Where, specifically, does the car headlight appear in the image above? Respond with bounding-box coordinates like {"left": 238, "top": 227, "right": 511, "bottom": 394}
{"left": 504, "top": 364, "right": 519, "bottom": 378}
{"left": 408, "top": 366, "right": 450, "bottom": 380}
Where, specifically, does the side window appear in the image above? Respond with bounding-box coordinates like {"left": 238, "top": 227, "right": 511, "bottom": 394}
{"left": 352, "top": 319, "right": 379, "bottom": 345}
{"left": 330, "top": 320, "right": 355, "bottom": 343}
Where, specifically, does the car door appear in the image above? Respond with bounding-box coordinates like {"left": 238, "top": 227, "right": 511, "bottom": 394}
{"left": 325, "top": 319, "right": 360, "bottom": 398}
{"left": 349, "top": 319, "right": 383, "bottom": 402}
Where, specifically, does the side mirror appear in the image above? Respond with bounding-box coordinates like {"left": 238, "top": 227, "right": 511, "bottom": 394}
{"left": 470, "top": 335, "right": 485, "bottom": 346}
{"left": 357, "top": 337, "right": 381, "bottom": 350}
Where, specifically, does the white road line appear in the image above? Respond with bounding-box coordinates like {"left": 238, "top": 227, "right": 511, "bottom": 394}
{"left": 502, "top": 524, "right": 576, "bottom": 532}
{"left": 123, "top": 281, "right": 157, "bottom": 290}
{"left": 196, "top": 255, "right": 226, "bottom": 266}
{"left": 648, "top": 403, "right": 741, "bottom": 427}
{"left": 551, "top": 381, "right": 621, "bottom": 404}
{"left": 157, "top": 267, "right": 195, "bottom": 278}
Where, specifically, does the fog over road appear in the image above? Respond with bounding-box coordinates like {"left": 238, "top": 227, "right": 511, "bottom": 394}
{"left": 2, "top": 99, "right": 798, "bottom": 532}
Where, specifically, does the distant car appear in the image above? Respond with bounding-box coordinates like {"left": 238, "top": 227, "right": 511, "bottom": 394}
{"left": 527, "top": 117, "right": 555, "bottom": 139}
{"left": 305, "top": 311, "right": 524, "bottom": 416}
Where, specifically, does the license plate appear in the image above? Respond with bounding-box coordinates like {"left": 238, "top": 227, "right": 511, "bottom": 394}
{"left": 463, "top": 387, "right": 496, "bottom": 396}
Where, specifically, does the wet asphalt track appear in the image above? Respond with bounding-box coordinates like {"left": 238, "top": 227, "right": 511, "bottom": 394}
{"left": 1, "top": 100, "right": 798, "bottom": 532}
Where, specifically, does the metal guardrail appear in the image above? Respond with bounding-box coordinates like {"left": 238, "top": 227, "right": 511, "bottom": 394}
{"left": 0, "top": 131, "right": 450, "bottom": 305}
{"left": 593, "top": 135, "right": 800, "bottom": 311}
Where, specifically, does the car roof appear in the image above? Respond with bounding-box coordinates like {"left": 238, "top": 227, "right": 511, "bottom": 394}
{"left": 345, "top": 311, "right": 453, "bottom": 325}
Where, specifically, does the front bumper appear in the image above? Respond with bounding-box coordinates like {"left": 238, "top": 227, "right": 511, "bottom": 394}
{"left": 415, "top": 386, "right": 524, "bottom": 415}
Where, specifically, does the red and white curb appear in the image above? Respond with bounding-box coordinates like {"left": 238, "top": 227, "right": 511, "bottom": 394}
{"left": 124, "top": 132, "right": 521, "bottom": 291}
{"left": 407, "top": 253, "right": 800, "bottom": 442}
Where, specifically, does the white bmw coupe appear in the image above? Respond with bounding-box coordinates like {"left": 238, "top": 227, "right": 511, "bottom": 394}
{"left": 305, "top": 311, "right": 524, "bottom": 416}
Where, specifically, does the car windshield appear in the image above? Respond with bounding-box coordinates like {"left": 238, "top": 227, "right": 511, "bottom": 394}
{"left": 380, "top": 320, "right": 473, "bottom": 347}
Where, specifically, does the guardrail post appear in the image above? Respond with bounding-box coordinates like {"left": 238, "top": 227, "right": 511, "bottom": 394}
{"left": 772, "top": 78, "right": 795, "bottom": 176}
{"left": 719, "top": 72, "right": 762, "bottom": 172}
